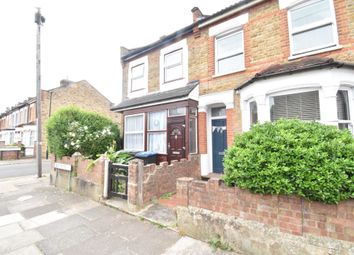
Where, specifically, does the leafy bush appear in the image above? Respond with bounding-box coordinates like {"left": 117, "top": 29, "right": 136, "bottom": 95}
{"left": 224, "top": 119, "right": 354, "bottom": 204}
{"left": 101, "top": 147, "right": 135, "bottom": 164}
{"left": 46, "top": 106, "right": 120, "bottom": 159}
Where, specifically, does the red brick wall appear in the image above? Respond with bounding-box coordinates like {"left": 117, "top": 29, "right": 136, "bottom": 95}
{"left": 54, "top": 155, "right": 105, "bottom": 187}
{"left": 128, "top": 155, "right": 200, "bottom": 206}
{"left": 198, "top": 112, "right": 207, "bottom": 153}
{"left": 177, "top": 177, "right": 354, "bottom": 243}
{"left": 0, "top": 150, "right": 20, "bottom": 160}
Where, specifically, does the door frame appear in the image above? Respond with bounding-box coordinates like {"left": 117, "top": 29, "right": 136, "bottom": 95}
{"left": 167, "top": 116, "right": 186, "bottom": 162}
{"left": 208, "top": 106, "right": 227, "bottom": 174}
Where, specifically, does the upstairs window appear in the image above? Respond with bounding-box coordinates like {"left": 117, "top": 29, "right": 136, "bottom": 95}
{"left": 336, "top": 90, "right": 352, "bottom": 130}
{"left": 270, "top": 91, "right": 320, "bottom": 121}
{"left": 215, "top": 30, "right": 244, "bottom": 75}
{"left": 130, "top": 63, "right": 145, "bottom": 92}
{"left": 164, "top": 49, "right": 183, "bottom": 83}
{"left": 288, "top": 0, "right": 338, "bottom": 55}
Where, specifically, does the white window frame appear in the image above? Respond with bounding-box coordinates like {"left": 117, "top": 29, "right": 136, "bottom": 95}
{"left": 189, "top": 115, "right": 198, "bottom": 154}
{"left": 214, "top": 29, "right": 245, "bottom": 76}
{"left": 127, "top": 56, "right": 148, "bottom": 99}
{"left": 287, "top": 0, "right": 339, "bottom": 58}
{"left": 168, "top": 107, "right": 186, "bottom": 117}
{"left": 164, "top": 49, "right": 183, "bottom": 83}
{"left": 124, "top": 113, "right": 145, "bottom": 151}
{"left": 147, "top": 111, "right": 167, "bottom": 154}
{"left": 337, "top": 87, "right": 354, "bottom": 133}
{"left": 159, "top": 39, "right": 188, "bottom": 91}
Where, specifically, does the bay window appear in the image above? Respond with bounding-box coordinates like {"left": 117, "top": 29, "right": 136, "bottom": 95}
{"left": 288, "top": 0, "right": 338, "bottom": 55}
{"left": 250, "top": 101, "right": 258, "bottom": 125}
{"left": 337, "top": 90, "right": 352, "bottom": 131}
{"left": 124, "top": 114, "right": 144, "bottom": 151}
{"left": 148, "top": 111, "right": 167, "bottom": 153}
{"left": 270, "top": 91, "right": 320, "bottom": 121}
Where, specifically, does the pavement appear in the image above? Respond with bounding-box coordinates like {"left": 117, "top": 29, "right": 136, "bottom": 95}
{"left": 0, "top": 174, "right": 237, "bottom": 255}
{"left": 0, "top": 159, "right": 51, "bottom": 179}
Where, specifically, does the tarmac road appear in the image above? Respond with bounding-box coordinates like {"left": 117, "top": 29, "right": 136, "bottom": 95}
{"left": 0, "top": 159, "right": 51, "bottom": 179}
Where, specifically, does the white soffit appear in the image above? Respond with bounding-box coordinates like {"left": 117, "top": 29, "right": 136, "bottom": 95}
{"left": 209, "top": 13, "right": 249, "bottom": 36}
{"left": 278, "top": 0, "right": 306, "bottom": 9}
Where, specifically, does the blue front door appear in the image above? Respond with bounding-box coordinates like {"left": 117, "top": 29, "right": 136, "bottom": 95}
{"left": 212, "top": 119, "right": 227, "bottom": 173}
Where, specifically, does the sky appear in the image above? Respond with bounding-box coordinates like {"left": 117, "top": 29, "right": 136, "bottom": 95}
{"left": 0, "top": 0, "right": 237, "bottom": 113}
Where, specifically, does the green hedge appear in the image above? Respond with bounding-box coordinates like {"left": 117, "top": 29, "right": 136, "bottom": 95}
{"left": 223, "top": 119, "right": 354, "bottom": 204}
{"left": 46, "top": 106, "right": 120, "bottom": 159}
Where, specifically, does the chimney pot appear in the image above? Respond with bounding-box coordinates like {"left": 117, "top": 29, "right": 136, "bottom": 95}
{"left": 191, "top": 7, "right": 204, "bottom": 22}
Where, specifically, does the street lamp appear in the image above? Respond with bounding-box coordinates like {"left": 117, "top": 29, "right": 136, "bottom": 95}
{"left": 35, "top": 8, "right": 45, "bottom": 178}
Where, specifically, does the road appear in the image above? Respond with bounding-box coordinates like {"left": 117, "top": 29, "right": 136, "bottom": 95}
{"left": 0, "top": 160, "right": 51, "bottom": 179}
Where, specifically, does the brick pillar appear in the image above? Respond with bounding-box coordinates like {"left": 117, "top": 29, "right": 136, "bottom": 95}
{"left": 128, "top": 159, "right": 144, "bottom": 211}
{"left": 198, "top": 112, "right": 207, "bottom": 154}
{"left": 226, "top": 108, "right": 235, "bottom": 148}
{"left": 176, "top": 177, "right": 194, "bottom": 207}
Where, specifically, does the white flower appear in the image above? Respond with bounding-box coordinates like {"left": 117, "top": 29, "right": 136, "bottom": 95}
{"left": 64, "top": 144, "right": 68, "bottom": 149}
{"left": 84, "top": 126, "right": 88, "bottom": 130}
{"left": 71, "top": 141, "right": 75, "bottom": 146}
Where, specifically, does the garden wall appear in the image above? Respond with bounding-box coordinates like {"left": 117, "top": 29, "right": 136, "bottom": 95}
{"left": 128, "top": 155, "right": 200, "bottom": 210}
{"left": 50, "top": 154, "right": 106, "bottom": 201}
{"left": 176, "top": 177, "right": 354, "bottom": 255}
{"left": 0, "top": 147, "right": 21, "bottom": 160}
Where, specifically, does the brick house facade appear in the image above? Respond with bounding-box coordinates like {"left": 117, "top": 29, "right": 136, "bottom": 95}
{"left": 0, "top": 80, "right": 121, "bottom": 157}
{"left": 113, "top": 0, "right": 354, "bottom": 175}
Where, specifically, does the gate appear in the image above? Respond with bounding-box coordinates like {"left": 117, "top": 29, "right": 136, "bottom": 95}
{"left": 108, "top": 162, "right": 128, "bottom": 199}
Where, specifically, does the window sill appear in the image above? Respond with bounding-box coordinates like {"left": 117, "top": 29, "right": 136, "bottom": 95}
{"left": 288, "top": 45, "right": 343, "bottom": 60}
{"left": 212, "top": 68, "right": 246, "bottom": 78}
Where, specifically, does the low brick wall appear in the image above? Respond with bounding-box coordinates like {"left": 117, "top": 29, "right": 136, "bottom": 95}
{"left": 0, "top": 148, "right": 20, "bottom": 160}
{"left": 176, "top": 177, "right": 354, "bottom": 255}
{"left": 128, "top": 155, "right": 200, "bottom": 209}
{"left": 50, "top": 154, "right": 106, "bottom": 201}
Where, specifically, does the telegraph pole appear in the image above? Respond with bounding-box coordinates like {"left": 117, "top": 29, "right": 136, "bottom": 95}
{"left": 35, "top": 8, "right": 45, "bottom": 178}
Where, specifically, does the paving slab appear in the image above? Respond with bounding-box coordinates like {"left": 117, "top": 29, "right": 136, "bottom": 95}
{"left": 78, "top": 204, "right": 117, "bottom": 221}
{"left": 36, "top": 214, "right": 89, "bottom": 238}
{"left": 37, "top": 225, "right": 96, "bottom": 255}
{"left": 0, "top": 213, "right": 24, "bottom": 227}
{"left": 7, "top": 199, "right": 50, "bottom": 213}
{"left": 20, "top": 203, "right": 62, "bottom": 219}
{"left": 162, "top": 236, "right": 236, "bottom": 255}
{"left": 5, "top": 244, "right": 43, "bottom": 255}
{"left": 0, "top": 229, "right": 43, "bottom": 254}
{"left": 60, "top": 232, "right": 129, "bottom": 255}
{"left": 20, "top": 210, "right": 67, "bottom": 230}
{"left": 138, "top": 203, "right": 177, "bottom": 228}
{"left": 0, "top": 223, "right": 23, "bottom": 240}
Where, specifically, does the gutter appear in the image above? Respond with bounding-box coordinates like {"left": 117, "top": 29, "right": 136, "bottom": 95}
{"left": 111, "top": 96, "right": 190, "bottom": 112}
{"left": 198, "top": 0, "right": 266, "bottom": 28}
{"left": 235, "top": 60, "right": 354, "bottom": 91}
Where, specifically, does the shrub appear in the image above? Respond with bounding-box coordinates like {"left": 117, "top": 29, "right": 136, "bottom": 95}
{"left": 224, "top": 119, "right": 354, "bottom": 204}
{"left": 46, "top": 106, "right": 120, "bottom": 159}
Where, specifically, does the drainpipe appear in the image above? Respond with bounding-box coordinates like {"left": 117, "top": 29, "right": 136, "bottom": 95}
{"left": 45, "top": 91, "right": 53, "bottom": 159}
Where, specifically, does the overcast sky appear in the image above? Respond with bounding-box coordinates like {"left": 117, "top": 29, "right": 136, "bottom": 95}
{"left": 0, "top": 0, "right": 237, "bottom": 113}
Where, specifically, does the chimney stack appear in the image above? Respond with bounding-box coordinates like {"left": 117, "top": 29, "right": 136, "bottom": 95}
{"left": 191, "top": 7, "right": 204, "bottom": 22}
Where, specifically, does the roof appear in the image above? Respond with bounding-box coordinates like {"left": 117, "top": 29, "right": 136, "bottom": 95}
{"left": 111, "top": 80, "right": 199, "bottom": 112}
{"left": 0, "top": 80, "right": 113, "bottom": 118}
{"left": 0, "top": 97, "right": 36, "bottom": 118}
{"left": 121, "top": 0, "right": 263, "bottom": 62}
{"left": 237, "top": 57, "right": 354, "bottom": 90}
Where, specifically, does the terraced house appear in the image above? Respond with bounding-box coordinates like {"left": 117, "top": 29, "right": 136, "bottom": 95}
{"left": 112, "top": 0, "right": 354, "bottom": 175}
